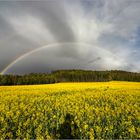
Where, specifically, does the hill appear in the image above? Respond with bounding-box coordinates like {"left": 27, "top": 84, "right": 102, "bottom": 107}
{"left": 0, "top": 70, "right": 140, "bottom": 85}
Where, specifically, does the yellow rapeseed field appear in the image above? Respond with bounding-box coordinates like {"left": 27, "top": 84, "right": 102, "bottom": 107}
{"left": 0, "top": 81, "right": 140, "bottom": 139}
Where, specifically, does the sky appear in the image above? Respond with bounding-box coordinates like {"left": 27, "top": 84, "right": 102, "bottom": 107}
{"left": 0, "top": 0, "right": 140, "bottom": 74}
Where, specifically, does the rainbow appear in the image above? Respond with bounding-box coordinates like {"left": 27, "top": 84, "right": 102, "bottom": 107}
{"left": 0, "top": 42, "right": 113, "bottom": 75}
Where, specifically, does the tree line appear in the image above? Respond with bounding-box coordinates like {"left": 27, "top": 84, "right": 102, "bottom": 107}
{"left": 0, "top": 70, "right": 140, "bottom": 85}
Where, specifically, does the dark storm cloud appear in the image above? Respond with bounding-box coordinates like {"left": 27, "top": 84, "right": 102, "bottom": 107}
{"left": 0, "top": 0, "right": 140, "bottom": 74}
{"left": 0, "top": 1, "right": 79, "bottom": 62}
{"left": 1, "top": 1, "right": 76, "bottom": 42}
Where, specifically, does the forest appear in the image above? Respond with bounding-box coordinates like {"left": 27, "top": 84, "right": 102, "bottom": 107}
{"left": 0, "top": 70, "right": 140, "bottom": 85}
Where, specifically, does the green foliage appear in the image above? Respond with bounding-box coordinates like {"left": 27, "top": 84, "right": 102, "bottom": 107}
{"left": 0, "top": 74, "right": 57, "bottom": 85}
{"left": 0, "top": 70, "right": 140, "bottom": 85}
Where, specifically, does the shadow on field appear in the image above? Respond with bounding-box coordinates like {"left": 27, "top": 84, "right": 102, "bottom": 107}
{"left": 57, "top": 113, "right": 80, "bottom": 139}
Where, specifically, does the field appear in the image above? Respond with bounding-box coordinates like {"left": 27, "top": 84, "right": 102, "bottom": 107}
{"left": 0, "top": 81, "right": 140, "bottom": 139}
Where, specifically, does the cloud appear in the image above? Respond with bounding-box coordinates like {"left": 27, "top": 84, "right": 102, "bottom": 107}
{"left": 0, "top": 0, "right": 140, "bottom": 74}
{"left": 8, "top": 14, "right": 55, "bottom": 44}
